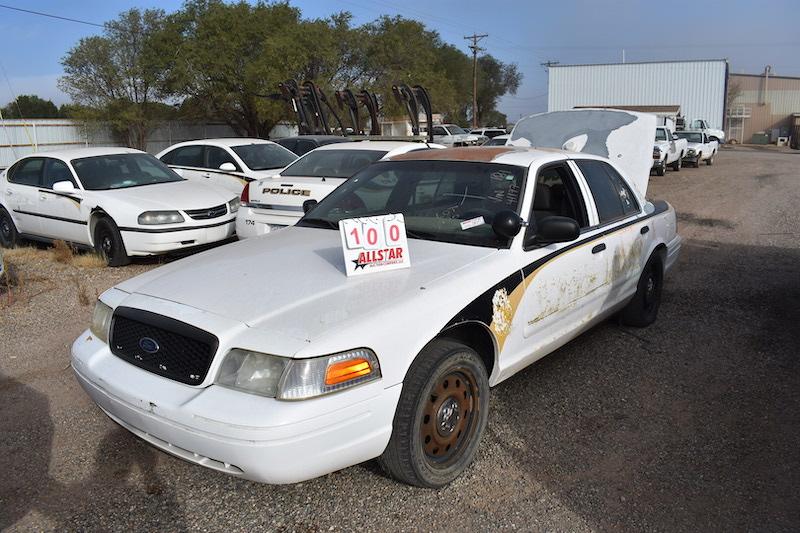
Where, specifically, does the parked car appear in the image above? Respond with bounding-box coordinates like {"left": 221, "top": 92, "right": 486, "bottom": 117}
{"left": 236, "top": 141, "right": 443, "bottom": 238}
{"left": 675, "top": 131, "right": 719, "bottom": 166}
{"left": 273, "top": 135, "right": 352, "bottom": 156}
{"left": 470, "top": 127, "right": 507, "bottom": 139}
{"left": 425, "top": 124, "right": 485, "bottom": 146}
{"left": 482, "top": 134, "right": 509, "bottom": 146}
{"left": 686, "top": 119, "right": 725, "bottom": 143}
{"left": 71, "top": 110, "right": 681, "bottom": 488}
{"left": 0, "top": 148, "right": 239, "bottom": 266}
{"left": 156, "top": 138, "right": 298, "bottom": 195}
{"left": 652, "top": 126, "right": 688, "bottom": 176}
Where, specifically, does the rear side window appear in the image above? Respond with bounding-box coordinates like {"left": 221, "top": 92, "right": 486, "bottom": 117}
{"left": 9, "top": 158, "right": 44, "bottom": 186}
{"left": 602, "top": 163, "right": 639, "bottom": 216}
{"left": 164, "top": 145, "right": 204, "bottom": 167}
{"left": 576, "top": 160, "right": 636, "bottom": 224}
{"left": 295, "top": 139, "right": 318, "bottom": 156}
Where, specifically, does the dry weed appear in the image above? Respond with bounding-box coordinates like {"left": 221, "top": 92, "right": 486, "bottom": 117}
{"left": 52, "top": 240, "right": 74, "bottom": 263}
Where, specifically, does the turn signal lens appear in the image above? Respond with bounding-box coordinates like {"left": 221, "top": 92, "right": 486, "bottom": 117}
{"left": 240, "top": 183, "right": 250, "bottom": 205}
{"left": 325, "top": 358, "right": 372, "bottom": 385}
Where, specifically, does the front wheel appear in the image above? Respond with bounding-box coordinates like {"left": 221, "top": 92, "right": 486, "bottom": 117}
{"left": 655, "top": 163, "right": 665, "bottom": 176}
{"left": 0, "top": 207, "right": 19, "bottom": 248}
{"left": 94, "top": 217, "right": 130, "bottom": 267}
{"left": 671, "top": 156, "right": 682, "bottom": 171}
{"left": 379, "top": 339, "right": 489, "bottom": 488}
{"left": 706, "top": 152, "right": 715, "bottom": 166}
{"left": 619, "top": 255, "right": 663, "bottom": 327}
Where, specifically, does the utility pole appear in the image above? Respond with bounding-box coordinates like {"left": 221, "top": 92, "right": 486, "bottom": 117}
{"left": 540, "top": 60, "right": 560, "bottom": 71}
{"left": 464, "top": 33, "right": 488, "bottom": 128}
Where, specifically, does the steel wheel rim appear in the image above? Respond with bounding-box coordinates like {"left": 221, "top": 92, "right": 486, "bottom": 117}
{"left": 420, "top": 367, "right": 480, "bottom": 466}
{"left": 643, "top": 269, "right": 657, "bottom": 309}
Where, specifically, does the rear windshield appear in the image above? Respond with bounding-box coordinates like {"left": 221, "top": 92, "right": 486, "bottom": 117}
{"left": 280, "top": 149, "right": 387, "bottom": 178}
{"left": 72, "top": 153, "right": 183, "bottom": 190}
{"left": 655, "top": 129, "right": 667, "bottom": 141}
{"left": 675, "top": 132, "right": 703, "bottom": 143}
{"left": 232, "top": 143, "right": 297, "bottom": 171}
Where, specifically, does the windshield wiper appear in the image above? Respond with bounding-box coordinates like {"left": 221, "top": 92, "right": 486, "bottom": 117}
{"left": 297, "top": 217, "right": 338, "bottom": 230}
{"left": 405, "top": 229, "right": 438, "bottom": 240}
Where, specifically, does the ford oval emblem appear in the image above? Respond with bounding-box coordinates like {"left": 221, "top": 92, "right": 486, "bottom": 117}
{"left": 138, "top": 337, "right": 160, "bottom": 354}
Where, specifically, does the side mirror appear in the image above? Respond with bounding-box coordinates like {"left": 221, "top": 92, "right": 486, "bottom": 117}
{"left": 302, "top": 199, "right": 318, "bottom": 214}
{"left": 219, "top": 162, "right": 237, "bottom": 172}
{"left": 530, "top": 216, "right": 580, "bottom": 245}
{"left": 492, "top": 210, "right": 523, "bottom": 239}
{"left": 52, "top": 181, "right": 75, "bottom": 192}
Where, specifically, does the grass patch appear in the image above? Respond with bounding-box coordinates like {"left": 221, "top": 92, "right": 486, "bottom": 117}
{"left": 4, "top": 242, "right": 106, "bottom": 269}
{"left": 72, "top": 252, "right": 107, "bottom": 269}
{"left": 52, "top": 240, "right": 74, "bottom": 263}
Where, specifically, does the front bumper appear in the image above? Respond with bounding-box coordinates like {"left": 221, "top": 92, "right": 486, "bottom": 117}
{"left": 71, "top": 332, "right": 400, "bottom": 484}
{"left": 235, "top": 206, "right": 296, "bottom": 239}
{"left": 120, "top": 218, "right": 235, "bottom": 255}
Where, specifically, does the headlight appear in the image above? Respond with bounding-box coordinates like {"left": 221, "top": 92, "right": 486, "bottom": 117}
{"left": 216, "top": 348, "right": 380, "bottom": 400}
{"left": 228, "top": 197, "right": 240, "bottom": 213}
{"left": 90, "top": 300, "right": 113, "bottom": 343}
{"left": 138, "top": 211, "right": 184, "bottom": 225}
{"left": 687, "top": 149, "right": 696, "bottom": 155}
{"left": 653, "top": 147, "right": 661, "bottom": 154}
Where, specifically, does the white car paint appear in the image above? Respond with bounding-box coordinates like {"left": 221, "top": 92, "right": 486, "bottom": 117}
{"left": 652, "top": 127, "right": 688, "bottom": 174}
{"left": 675, "top": 131, "right": 719, "bottom": 166}
{"left": 71, "top": 111, "right": 681, "bottom": 485}
{"left": 0, "top": 147, "right": 238, "bottom": 257}
{"left": 156, "top": 138, "right": 298, "bottom": 195}
{"left": 427, "top": 124, "right": 484, "bottom": 147}
{"left": 687, "top": 119, "right": 725, "bottom": 143}
{"left": 235, "top": 141, "right": 444, "bottom": 239}
{"left": 482, "top": 134, "right": 509, "bottom": 146}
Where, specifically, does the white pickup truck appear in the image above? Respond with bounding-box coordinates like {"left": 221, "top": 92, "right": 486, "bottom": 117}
{"left": 71, "top": 109, "right": 681, "bottom": 488}
{"left": 687, "top": 119, "right": 725, "bottom": 143}
{"left": 652, "top": 126, "right": 688, "bottom": 176}
{"left": 675, "top": 130, "right": 719, "bottom": 167}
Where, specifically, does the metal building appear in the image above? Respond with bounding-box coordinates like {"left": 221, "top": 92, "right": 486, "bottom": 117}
{"left": 548, "top": 59, "right": 729, "bottom": 130}
{"left": 726, "top": 71, "right": 800, "bottom": 144}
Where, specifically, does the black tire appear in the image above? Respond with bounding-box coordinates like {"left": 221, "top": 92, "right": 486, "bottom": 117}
{"left": 655, "top": 163, "right": 665, "bottom": 176}
{"left": 94, "top": 217, "right": 130, "bottom": 267}
{"left": 671, "top": 155, "right": 682, "bottom": 171}
{"left": 0, "top": 207, "right": 19, "bottom": 248}
{"left": 379, "top": 338, "right": 490, "bottom": 488}
{"left": 706, "top": 152, "right": 714, "bottom": 166}
{"left": 695, "top": 153, "right": 702, "bottom": 167}
{"left": 619, "top": 254, "right": 664, "bottom": 327}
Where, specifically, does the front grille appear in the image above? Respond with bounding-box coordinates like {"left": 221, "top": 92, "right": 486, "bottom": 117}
{"left": 185, "top": 204, "right": 228, "bottom": 220}
{"left": 109, "top": 307, "right": 219, "bottom": 385}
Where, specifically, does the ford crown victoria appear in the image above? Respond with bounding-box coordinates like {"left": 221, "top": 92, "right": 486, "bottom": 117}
{"left": 71, "top": 110, "right": 681, "bottom": 487}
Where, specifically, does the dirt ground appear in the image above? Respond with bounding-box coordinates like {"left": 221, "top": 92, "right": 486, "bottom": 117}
{"left": 1, "top": 146, "right": 799, "bottom": 532}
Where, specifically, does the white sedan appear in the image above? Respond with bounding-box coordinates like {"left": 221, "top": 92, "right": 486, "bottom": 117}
{"left": 236, "top": 141, "right": 443, "bottom": 239}
{"left": 71, "top": 110, "right": 681, "bottom": 487}
{"left": 0, "top": 148, "right": 239, "bottom": 266}
{"left": 157, "top": 138, "right": 298, "bottom": 195}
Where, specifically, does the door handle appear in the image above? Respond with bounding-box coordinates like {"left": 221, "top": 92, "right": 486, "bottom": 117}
{"left": 591, "top": 243, "right": 606, "bottom": 254}
{"left": 640, "top": 226, "right": 650, "bottom": 235}
{"left": 202, "top": 173, "right": 212, "bottom": 178}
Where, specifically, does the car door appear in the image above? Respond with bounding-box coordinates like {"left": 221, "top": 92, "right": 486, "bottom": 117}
{"left": 667, "top": 130, "right": 678, "bottom": 160}
{"left": 431, "top": 126, "right": 448, "bottom": 145}
{"left": 37, "top": 158, "right": 88, "bottom": 244}
{"left": 203, "top": 146, "right": 247, "bottom": 194}
{"left": 3, "top": 157, "right": 45, "bottom": 236}
{"left": 574, "top": 159, "right": 644, "bottom": 305}
{"left": 516, "top": 162, "right": 610, "bottom": 346}
{"left": 160, "top": 144, "right": 206, "bottom": 182}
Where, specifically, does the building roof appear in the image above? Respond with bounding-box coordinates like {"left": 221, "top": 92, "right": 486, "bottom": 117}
{"left": 550, "top": 59, "right": 728, "bottom": 68}
{"left": 574, "top": 105, "right": 681, "bottom": 114}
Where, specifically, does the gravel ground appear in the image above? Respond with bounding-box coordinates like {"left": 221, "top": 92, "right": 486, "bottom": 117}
{"left": 1, "top": 146, "right": 799, "bottom": 532}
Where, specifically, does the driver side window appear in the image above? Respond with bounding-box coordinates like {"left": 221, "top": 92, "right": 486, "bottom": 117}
{"left": 528, "top": 164, "right": 588, "bottom": 228}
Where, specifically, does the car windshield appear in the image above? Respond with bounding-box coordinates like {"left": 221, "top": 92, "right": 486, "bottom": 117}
{"left": 232, "top": 143, "right": 298, "bottom": 170}
{"left": 691, "top": 120, "right": 704, "bottom": 128}
{"left": 298, "top": 160, "right": 526, "bottom": 248}
{"left": 71, "top": 153, "right": 183, "bottom": 190}
{"left": 483, "top": 137, "right": 508, "bottom": 146}
{"left": 655, "top": 130, "right": 667, "bottom": 141}
{"left": 676, "top": 132, "right": 703, "bottom": 143}
{"left": 447, "top": 125, "right": 468, "bottom": 135}
{"left": 280, "top": 149, "right": 387, "bottom": 178}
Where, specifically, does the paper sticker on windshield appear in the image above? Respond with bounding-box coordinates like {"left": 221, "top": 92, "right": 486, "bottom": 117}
{"left": 339, "top": 214, "right": 411, "bottom": 276}
{"left": 460, "top": 216, "right": 485, "bottom": 231}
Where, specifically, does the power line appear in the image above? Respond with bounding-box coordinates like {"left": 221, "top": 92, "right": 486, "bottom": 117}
{"left": 0, "top": 3, "right": 105, "bottom": 28}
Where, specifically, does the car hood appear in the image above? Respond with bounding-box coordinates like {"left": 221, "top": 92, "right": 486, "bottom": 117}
{"left": 97, "top": 180, "right": 235, "bottom": 210}
{"left": 114, "top": 227, "right": 497, "bottom": 350}
{"left": 684, "top": 142, "right": 701, "bottom": 149}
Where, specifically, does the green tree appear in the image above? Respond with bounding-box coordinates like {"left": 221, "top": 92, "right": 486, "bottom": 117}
{"left": 59, "top": 8, "right": 171, "bottom": 149}
{"left": 1, "top": 95, "right": 62, "bottom": 119}
{"left": 474, "top": 55, "right": 521, "bottom": 127}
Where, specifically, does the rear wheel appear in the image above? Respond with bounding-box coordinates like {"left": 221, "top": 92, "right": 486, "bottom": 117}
{"left": 706, "top": 152, "right": 715, "bottom": 166}
{"left": 0, "top": 207, "right": 19, "bottom": 248}
{"left": 379, "top": 339, "right": 489, "bottom": 488}
{"left": 94, "top": 217, "right": 130, "bottom": 267}
{"left": 619, "top": 255, "right": 664, "bottom": 327}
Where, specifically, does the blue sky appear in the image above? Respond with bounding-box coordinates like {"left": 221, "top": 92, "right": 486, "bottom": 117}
{"left": 1, "top": 0, "right": 798, "bottom": 120}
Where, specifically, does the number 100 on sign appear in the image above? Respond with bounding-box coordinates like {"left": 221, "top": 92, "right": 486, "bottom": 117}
{"left": 339, "top": 214, "right": 411, "bottom": 276}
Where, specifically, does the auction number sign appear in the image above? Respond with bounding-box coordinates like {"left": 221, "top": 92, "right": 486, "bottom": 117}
{"left": 339, "top": 214, "right": 411, "bottom": 276}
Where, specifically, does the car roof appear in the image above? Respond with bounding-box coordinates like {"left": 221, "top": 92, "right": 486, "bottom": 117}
{"left": 312, "top": 141, "right": 437, "bottom": 152}
{"left": 165, "top": 138, "right": 278, "bottom": 149}
{"left": 676, "top": 130, "right": 703, "bottom": 134}
{"left": 388, "top": 146, "right": 572, "bottom": 167}
{"left": 13, "top": 147, "right": 143, "bottom": 162}
{"left": 275, "top": 135, "right": 350, "bottom": 143}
